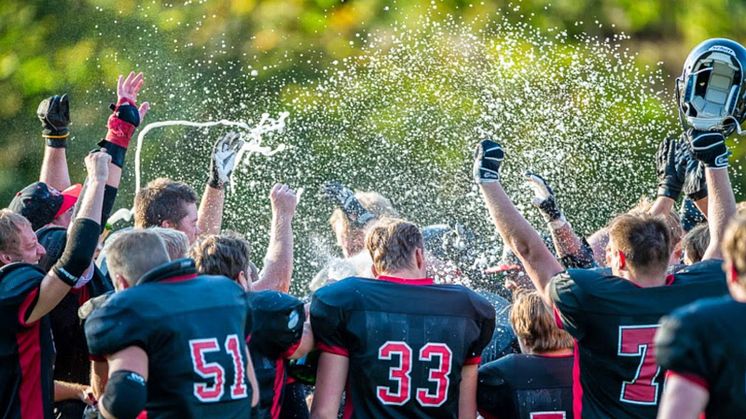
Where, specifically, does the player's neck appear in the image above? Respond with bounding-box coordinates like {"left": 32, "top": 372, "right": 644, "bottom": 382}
{"left": 622, "top": 269, "right": 668, "bottom": 288}
{"left": 377, "top": 268, "right": 427, "bottom": 280}
{"left": 532, "top": 348, "right": 573, "bottom": 357}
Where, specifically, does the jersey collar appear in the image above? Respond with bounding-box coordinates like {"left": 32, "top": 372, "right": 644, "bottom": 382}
{"left": 376, "top": 275, "right": 434, "bottom": 286}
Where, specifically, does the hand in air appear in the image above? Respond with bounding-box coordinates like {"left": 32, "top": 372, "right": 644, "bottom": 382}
{"left": 117, "top": 71, "right": 149, "bottom": 122}
{"left": 525, "top": 172, "right": 563, "bottom": 222}
{"left": 37, "top": 94, "right": 70, "bottom": 138}
{"left": 270, "top": 183, "right": 298, "bottom": 217}
{"left": 473, "top": 140, "right": 504, "bottom": 184}
{"left": 85, "top": 150, "right": 112, "bottom": 183}
{"left": 208, "top": 132, "right": 245, "bottom": 189}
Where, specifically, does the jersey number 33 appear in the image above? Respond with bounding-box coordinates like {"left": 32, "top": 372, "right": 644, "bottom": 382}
{"left": 376, "top": 341, "right": 453, "bottom": 407}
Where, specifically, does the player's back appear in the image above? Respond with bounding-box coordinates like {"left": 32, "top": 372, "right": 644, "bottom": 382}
{"left": 657, "top": 296, "right": 746, "bottom": 418}
{"left": 86, "top": 268, "right": 252, "bottom": 419}
{"left": 550, "top": 260, "right": 728, "bottom": 418}
{"left": 477, "top": 353, "right": 573, "bottom": 419}
{"left": 311, "top": 276, "right": 496, "bottom": 419}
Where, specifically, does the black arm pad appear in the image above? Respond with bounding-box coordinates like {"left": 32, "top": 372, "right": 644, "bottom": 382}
{"left": 97, "top": 139, "right": 127, "bottom": 168}
{"left": 100, "top": 185, "right": 118, "bottom": 234}
{"left": 52, "top": 218, "right": 100, "bottom": 286}
{"left": 101, "top": 370, "right": 147, "bottom": 419}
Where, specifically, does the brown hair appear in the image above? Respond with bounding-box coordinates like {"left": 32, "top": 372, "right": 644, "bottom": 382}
{"left": 722, "top": 215, "right": 746, "bottom": 288}
{"left": 0, "top": 209, "right": 30, "bottom": 262}
{"left": 134, "top": 178, "right": 198, "bottom": 228}
{"left": 608, "top": 213, "right": 671, "bottom": 275}
{"left": 510, "top": 290, "right": 573, "bottom": 353}
{"left": 682, "top": 223, "right": 710, "bottom": 264}
{"left": 190, "top": 231, "right": 251, "bottom": 280}
{"left": 106, "top": 230, "right": 170, "bottom": 287}
{"left": 628, "top": 197, "right": 683, "bottom": 246}
{"left": 366, "top": 218, "right": 423, "bottom": 274}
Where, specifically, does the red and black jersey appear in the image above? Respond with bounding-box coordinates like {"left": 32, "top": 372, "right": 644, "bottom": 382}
{"left": 85, "top": 259, "right": 253, "bottom": 418}
{"left": 0, "top": 263, "right": 55, "bottom": 419}
{"left": 310, "top": 276, "right": 496, "bottom": 419}
{"left": 477, "top": 353, "right": 573, "bottom": 419}
{"left": 248, "top": 290, "right": 305, "bottom": 419}
{"left": 549, "top": 260, "right": 728, "bottom": 418}
{"left": 656, "top": 296, "right": 746, "bottom": 418}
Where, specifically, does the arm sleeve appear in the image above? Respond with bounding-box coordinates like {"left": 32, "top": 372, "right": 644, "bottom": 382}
{"left": 477, "top": 362, "right": 512, "bottom": 419}
{"left": 0, "top": 265, "right": 45, "bottom": 330}
{"left": 310, "top": 290, "right": 349, "bottom": 357}
{"left": 466, "top": 294, "right": 497, "bottom": 364}
{"left": 85, "top": 297, "right": 150, "bottom": 357}
{"left": 548, "top": 271, "right": 588, "bottom": 340}
{"left": 655, "top": 312, "right": 710, "bottom": 387}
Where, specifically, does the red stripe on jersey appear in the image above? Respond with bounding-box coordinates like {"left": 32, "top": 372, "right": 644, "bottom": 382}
{"left": 553, "top": 306, "right": 564, "bottom": 329}
{"left": 17, "top": 321, "right": 44, "bottom": 419}
{"left": 17, "top": 287, "right": 39, "bottom": 327}
{"left": 377, "top": 276, "right": 434, "bottom": 286}
{"left": 572, "top": 342, "right": 583, "bottom": 419}
{"left": 161, "top": 273, "right": 198, "bottom": 283}
{"left": 282, "top": 340, "right": 302, "bottom": 360}
{"left": 464, "top": 356, "right": 481, "bottom": 365}
{"left": 137, "top": 410, "right": 148, "bottom": 419}
{"left": 342, "top": 381, "right": 354, "bottom": 419}
{"left": 535, "top": 352, "right": 573, "bottom": 359}
{"left": 666, "top": 370, "right": 709, "bottom": 391}
{"left": 271, "top": 358, "right": 285, "bottom": 419}
{"left": 317, "top": 342, "right": 349, "bottom": 357}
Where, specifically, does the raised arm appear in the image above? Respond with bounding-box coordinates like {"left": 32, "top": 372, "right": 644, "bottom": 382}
{"left": 254, "top": 184, "right": 297, "bottom": 292}
{"left": 26, "top": 151, "right": 110, "bottom": 324}
{"left": 474, "top": 140, "right": 563, "bottom": 304}
{"left": 197, "top": 132, "right": 244, "bottom": 235}
{"left": 37, "top": 94, "right": 72, "bottom": 191}
{"left": 684, "top": 131, "right": 736, "bottom": 260}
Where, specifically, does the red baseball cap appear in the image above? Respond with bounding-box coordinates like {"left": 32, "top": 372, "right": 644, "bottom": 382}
{"left": 55, "top": 184, "right": 82, "bottom": 217}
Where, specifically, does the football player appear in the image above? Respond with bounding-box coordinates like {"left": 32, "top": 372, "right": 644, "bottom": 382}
{"left": 84, "top": 230, "right": 259, "bottom": 418}
{"left": 473, "top": 133, "right": 734, "bottom": 417}
{"left": 477, "top": 290, "right": 573, "bottom": 419}
{"left": 310, "top": 218, "right": 495, "bottom": 418}
{"left": 655, "top": 215, "right": 746, "bottom": 418}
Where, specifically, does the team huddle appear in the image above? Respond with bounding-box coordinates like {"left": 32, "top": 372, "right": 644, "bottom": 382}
{"left": 1, "top": 37, "right": 746, "bottom": 419}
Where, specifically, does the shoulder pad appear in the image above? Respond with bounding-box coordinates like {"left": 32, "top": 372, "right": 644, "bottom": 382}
{"left": 0, "top": 263, "right": 45, "bottom": 306}
{"left": 250, "top": 291, "right": 305, "bottom": 358}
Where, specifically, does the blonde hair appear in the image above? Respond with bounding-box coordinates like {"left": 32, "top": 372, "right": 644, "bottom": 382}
{"left": 722, "top": 215, "right": 746, "bottom": 288}
{"left": 107, "top": 230, "right": 170, "bottom": 286}
{"left": 510, "top": 290, "right": 573, "bottom": 353}
{"left": 0, "top": 209, "right": 30, "bottom": 263}
{"left": 149, "top": 227, "right": 189, "bottom": 260}
{"left": 366, "top": 218, "right": 423, "bottom": 274}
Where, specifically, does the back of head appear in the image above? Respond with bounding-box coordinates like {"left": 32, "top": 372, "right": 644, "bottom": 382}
{"left": 366, "top": 218, "right": 423, "bottom": 274}
{"left": 107, "top": 230, "right": 170, "bottom": 287}
{"left": 510, "top": 290, "right": 573, "bottom": 353}
{"left": 628, "top": 197, "right": 683, "bottom": 247}
{"left": 190, "top": 231, "right": 251, "bottom": 280}
{"left": 608, "top": 213, "right": 671, "bottom": 276}
{"left": 149, "top": 227, "right": 189, "bottom": 260}
{"left": 722, "top": 215, "right": 746, "bottom": 290}
{"left": 134, "top": 178, "right": 198, "bottom": 228}
{"left": 0, "top": 209, "right": 30, "bottom": 266}
{"left": 682, "top": 223, "right": 710, "bottom": 265}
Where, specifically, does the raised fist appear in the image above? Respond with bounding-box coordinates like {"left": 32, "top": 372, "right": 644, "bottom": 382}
{"left": 473, "top": 140, "right": 504, "bottom": 184}
{"left": 85, "top": 150, "right": 111, "bottom": 183}
{"left": 38, "top": 94, "right": 70, "bottom": 146}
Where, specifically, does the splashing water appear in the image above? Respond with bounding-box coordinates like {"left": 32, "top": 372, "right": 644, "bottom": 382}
{"left": 133, "top": 112, "right": 290, "bottom": 197}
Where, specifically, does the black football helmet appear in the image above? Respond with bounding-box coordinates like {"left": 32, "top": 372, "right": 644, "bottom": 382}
{"left": 677, "top": 38, "right": 746, "bottom": 136}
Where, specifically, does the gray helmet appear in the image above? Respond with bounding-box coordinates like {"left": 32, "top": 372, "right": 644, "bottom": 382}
{"left": 677, "top": 38, "right": 746, "bottom": 136}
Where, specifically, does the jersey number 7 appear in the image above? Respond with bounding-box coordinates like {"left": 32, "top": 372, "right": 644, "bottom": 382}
{"left": 189, "top": 335, "right": 249, "bottom": 402}
{"left": 617, "top": 325, "right": 661, "bottom": 405}
{"left": 376, "top": 341, "right": 453, "bottom": 407}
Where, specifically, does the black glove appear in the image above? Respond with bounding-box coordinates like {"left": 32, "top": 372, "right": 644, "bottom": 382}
{"left": 525, "top": 172, "right": 563, "bottom": 222}
{"left": 321, "top": 181, "right": 375, "bottom": 228}
{"left": 655, "top": 137, "right": 686, "bottom": 200}
{"left": 473, "top": 140, "right": 504, "bottom": 183}
{"left": 687, "top": 129, "right": 730, "bottom": 168}
{"left": 207, "top": 132, "right": 244, "bottom": 189}
{"left": 37, "top": 94, "right": 70, "bottom": 147}
{"left": 683, "top": 156, "right": 707, "bottom": 201}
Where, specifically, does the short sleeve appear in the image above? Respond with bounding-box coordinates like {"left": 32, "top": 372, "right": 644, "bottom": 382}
{"left": 477, "top": 362, "right": 512, "bottom": 419}
{"left": 467, "top": 293, "right": 497, "bottom": 364}
{"left": 548, "top": 271, "right": 588, "bottom": 340}
{"left": 85, "top": 296, "right": 150, "bottom": 357}
{"left": 655, "top": 311, "right": 710, "bottom": 388}
{"left": 0, "top": 264, "right": 45, "bottom": 330}
{"left": 310, "top": 289, "right": 349, "bottom": 357}
{"left": 249, "top": 290, "right": 304, "bottom": 359}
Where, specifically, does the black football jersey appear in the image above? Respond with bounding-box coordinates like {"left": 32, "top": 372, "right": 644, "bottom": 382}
{"left": 248, "top": 290, "right": 305, "bottom": 419}
{"left": 311, "top": 276, "right": 496, "bottom": 419}
{"left": 477, "top": 353, "right": 573, "bottom": 419}
{"left": 85, "top": 267, "right": 253, "bottom": 418}
{"left": 656, "top": 296, "right": 746, "bottom": 418}
{"left": 549, "top": 260, "right": 728, "bottom": 418}
{"left": 0, "top": 263, "right": 55, "bottom": 419}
